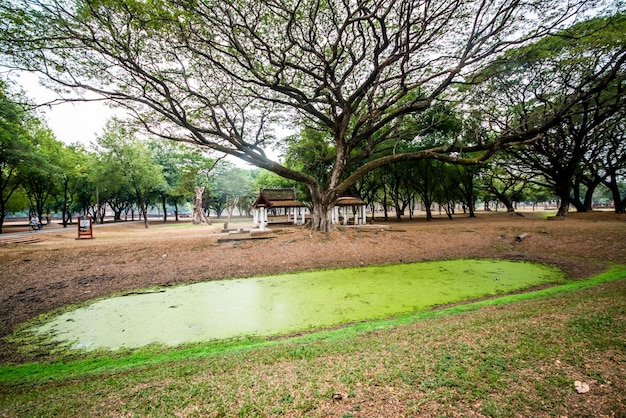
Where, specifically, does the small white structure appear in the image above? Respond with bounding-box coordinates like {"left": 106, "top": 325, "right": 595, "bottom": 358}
{"left": 331, "top": 196, "right": 367, "bottom": 225}
{"left": 252, "top": 188, "right": 307, "bottom": 230}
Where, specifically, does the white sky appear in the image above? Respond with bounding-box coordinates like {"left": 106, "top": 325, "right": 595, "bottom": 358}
{"left": 11, "top": 71, "right": 116, "bottom": 147}
{"left": 40, "top": 101, "right": 112, "bottom": 146}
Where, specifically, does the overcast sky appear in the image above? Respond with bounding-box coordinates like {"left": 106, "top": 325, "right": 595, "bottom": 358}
{"left": 11, "top": 71, "right": 116, "bottom": 147}
{"left": 40, "top": 101, "right": 113, "bottom": 146}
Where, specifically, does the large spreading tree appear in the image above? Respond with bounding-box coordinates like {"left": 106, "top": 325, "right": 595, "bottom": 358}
{"left": 1, "top": 0, "right": 624, "bottom": 230}
{"left": 471, "top": 13, "right": 626, "bottom": 216}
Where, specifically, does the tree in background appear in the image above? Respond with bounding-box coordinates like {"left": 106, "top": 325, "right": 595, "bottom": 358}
{"left": 96, "top": 121, "right": 165, "bottom": 228}
{"left": 451, "top": 163, "right": 482, "bottom": 218}
{"left": 479, "top": 156, "right": 530, "bottom": 213}
{"left": 470, "top": 13, "right": 626, "bottom": 216}
{"left": 21, "top": 122, "right": 66, "bottom": 223}
{"left": 597, "top": 114, "right": 626, "bottom": 213}
{"left": 522, "top": 183, "right": 556, "bottom": 211}
{"left": 0, "top": 79, "right": 33, "bottom": 232}
{"left": 50, "top": 144, "right": 87, "bottom": 227}
{"left": 1, "top": 80, "right": 90, "bottom": 230}
{"left": 354, "top": 170, "right": 383, "bottom": 222}
{"left": 253, "top": 170, "right": 295, "bottom": 190}
{"left": 204, "top": 163, "right": 256, "bottom": 218}
{"left": 89, "top": 142, "right": 134, "bottom": 222}
{"left": 148, "top": 139, "right": 215, "bottom": 222}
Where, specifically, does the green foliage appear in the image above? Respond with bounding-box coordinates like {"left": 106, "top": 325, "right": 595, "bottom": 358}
{"left": 518, "top": 13, "right": 625, "bottom": 62}
{"left": 253, "top": 170, "right": 296, "bottom": 190}
{"left": 0, "top": 80, "right": 61, "bottom": 223}
{"left": 356, "top": 104, "right": 476, "bottom": 218}
{"left": 4, "top": 186, "right": 29, "bottom": 213}
{"left": 205, "top": 163, "right": 257, "bottom": 216}
{"left": 410, "top": 103, "right": 463, "bottom": 146}
{"left": 20, "top": 121, "right": 67, "bottom": 216}
{"left": 2, "top": 4, "right": 624, "bottom": 227}
{"left": 212, "top": 165, "right": 256, "bottom": 199}
{"left": 95, "top": 120, "right": 166, "bottom": 223}
{"left": 283, "top": 128, "right": 335, "bottom": 188}
{"left": 5, "top": 0, "right": 610, "bottom": 231}
{"left": 147, "top": 139, "right": 215, "bottom": 215}
{"left": 463, "top": 13, "right": 626, "bottom": 215}
{"left": 471, "top": 13, "right": 626, "bottom": 85}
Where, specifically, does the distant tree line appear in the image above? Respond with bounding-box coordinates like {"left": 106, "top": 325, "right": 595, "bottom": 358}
{"left": 0, "top": 90, "right": 264, "bottom": 233}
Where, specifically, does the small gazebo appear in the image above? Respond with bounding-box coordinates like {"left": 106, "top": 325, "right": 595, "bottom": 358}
{"left": 331, "top": 195, "right": 367, "bottom": 225}
{"left": 252, "top": 188, "right": 307, "bottom": 229}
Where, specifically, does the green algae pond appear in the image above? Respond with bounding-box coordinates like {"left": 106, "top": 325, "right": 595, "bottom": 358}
{"left": 32, "top": 259, "right": 563, "bottom": 351}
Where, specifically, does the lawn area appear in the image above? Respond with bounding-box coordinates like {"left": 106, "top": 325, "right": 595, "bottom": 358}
{"left": 1, "top": 212, "right": 624, "bottom": 416}
{"left": 1, "top": 267, "right": 625, "bottom": 417}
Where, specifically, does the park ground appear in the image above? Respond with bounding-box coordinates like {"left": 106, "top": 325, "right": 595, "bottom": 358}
{"left": 0, "top": 210, "right": 625, "bottom": 416}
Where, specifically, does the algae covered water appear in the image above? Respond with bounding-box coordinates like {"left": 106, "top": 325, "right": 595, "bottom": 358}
{"left": 34, "top": 259, "right": 562, "bottom": 351}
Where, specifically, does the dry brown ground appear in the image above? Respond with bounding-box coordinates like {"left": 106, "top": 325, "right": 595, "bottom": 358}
{"left": 0, "top": 210, "right": 625, "bottom": 364}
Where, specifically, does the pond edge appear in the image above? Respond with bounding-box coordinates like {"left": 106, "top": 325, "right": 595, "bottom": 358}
{"left": 1, "top": 264, "right": 625, "bottom": 386}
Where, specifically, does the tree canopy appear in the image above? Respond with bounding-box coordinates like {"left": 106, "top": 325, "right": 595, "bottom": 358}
{"left": 470, "top": 13, "right": 626, "bottom": 215}
{"left": 1, "top": 0, "right": 624, "bottom": 229}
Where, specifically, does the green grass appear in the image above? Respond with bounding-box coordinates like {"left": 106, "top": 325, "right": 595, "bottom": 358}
{"left": 1, "top": 266, "right": 625, "bottom": 417}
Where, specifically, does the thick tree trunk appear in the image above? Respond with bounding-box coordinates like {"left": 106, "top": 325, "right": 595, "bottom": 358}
{"left": 308, "top": 187, "right": 336, "bottom": 232}
{"left": 468, "top": 199, "right": 476, "bottom": 218}
{"left": 424, "top": 198, "right": 433, "bottom": 221}
{"left": 583, "top": 191, "right": 594, "bottom": 211}
{"left": 309, "top": 205, "right": 333, "bottom": 232}
{"left": 556, "top": 200, "right": 570, "bottom": 216}
{"left": 582, "top": 178, "right": 602, "bottom": 211}
{"left": 394, "top": 201, "right": 402, "bottom": 221}
{"left": 606, "top": 180, "right": 626, "bottom": 214}
{"left": 493, "top": 193, "right": 515, "bottom": 212}
{"left": 443, "top": 201, "right": 454, "bottom": 220}
{"left": 139, "top": 198, "right": 149, "bottom": 228}
{"left": 617, "top": 197, "right": 626, "bottom": 214}
{"left": 555, "top": 184, "right": 571, "bottom": 217}
{"left": 570, "top": 198, "right": 586, "bottom": 212}
{"left": 570, "top": 184, "right": 587, "bottom": 212}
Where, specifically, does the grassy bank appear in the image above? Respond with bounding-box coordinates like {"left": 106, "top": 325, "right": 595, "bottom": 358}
{"left": 1, "top": 266, "right": 625, "bottom": 417}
